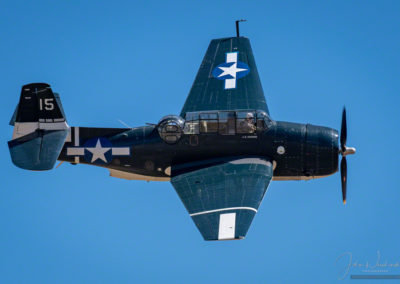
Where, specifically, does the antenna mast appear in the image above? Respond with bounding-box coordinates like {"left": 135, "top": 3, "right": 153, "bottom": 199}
{"left": 235, "top": 19, "right": 247, "bottom": 37}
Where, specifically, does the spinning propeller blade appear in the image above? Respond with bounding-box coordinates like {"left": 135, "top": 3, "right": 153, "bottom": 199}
{"left": 340, "top": 108, "right": 347, "bottom": 153}
{"left": 339, "top": 107, "right": 355, "bottom": 204}
{"left": 340, "top": 157, "right": 347, "bottom": 204}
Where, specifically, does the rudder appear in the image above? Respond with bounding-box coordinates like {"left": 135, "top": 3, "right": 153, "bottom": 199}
{"left": 8, "top": 83, "right": 69, "bottom": 170}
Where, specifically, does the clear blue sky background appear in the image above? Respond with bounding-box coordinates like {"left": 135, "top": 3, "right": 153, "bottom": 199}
{"left": 1, "top": 1, "right": 399, "bottom": 283}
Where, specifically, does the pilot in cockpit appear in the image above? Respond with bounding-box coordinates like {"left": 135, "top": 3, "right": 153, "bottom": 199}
{"left": 240, "top": 112, "right": 256, "bottom": 133}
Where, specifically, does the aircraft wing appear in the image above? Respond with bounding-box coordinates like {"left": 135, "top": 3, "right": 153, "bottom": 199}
{"left": 171, "top": 157, "right": 272, "bottom": 240}
{"left": 180, "top": 37, "right": 269, "bottom": 117}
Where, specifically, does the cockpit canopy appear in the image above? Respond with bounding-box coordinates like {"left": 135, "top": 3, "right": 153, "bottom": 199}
{"left": 184, "top": 110, "right": 273, "bottom": 135}
{"left": 157, "top": 110, "right": 273, "bottom": 143}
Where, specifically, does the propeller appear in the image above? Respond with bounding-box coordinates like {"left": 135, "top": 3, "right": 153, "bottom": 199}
{"left": 340, "top": 155, "right": 347, "bottom": 204}
{"left": 340, "top": 108, "right": 347, "bottom": 153}
{"left": 339, "top": 107, "right": 356, "bottom": 204}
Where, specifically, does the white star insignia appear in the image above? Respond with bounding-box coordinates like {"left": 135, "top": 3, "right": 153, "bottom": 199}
{"left": 86, "top": 139, "right": 111, "bottom": 163}
{"left": 218, "top": 62, "right": 248, "bottom": 79}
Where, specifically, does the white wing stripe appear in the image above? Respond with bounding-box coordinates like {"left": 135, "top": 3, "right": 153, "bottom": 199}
{"left": 190, "top": 206, "right": 257, "bottom": 217}
{"left": 229, "top": 158, "right": 271, "bottom": 167}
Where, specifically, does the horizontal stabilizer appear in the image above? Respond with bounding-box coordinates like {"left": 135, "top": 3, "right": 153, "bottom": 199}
{"left": 8, "top": 129, "right": 68, "bottom": 170}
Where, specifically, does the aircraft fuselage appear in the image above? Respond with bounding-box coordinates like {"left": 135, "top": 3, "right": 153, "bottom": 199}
{"left": 58, "top": 120, "right": 339, "bottom": 181}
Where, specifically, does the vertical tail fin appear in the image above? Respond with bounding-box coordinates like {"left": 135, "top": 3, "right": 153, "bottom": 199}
{"left": 11, "top": 83, "right": 68, "bottom": 139}
{"left": 8, "top": 83, "right": 69, "bottom": 170}
{"left": 16, "top": 83, "right": 65, "bottom": 122}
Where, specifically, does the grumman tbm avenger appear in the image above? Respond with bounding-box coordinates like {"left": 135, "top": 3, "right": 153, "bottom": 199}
{"left": 8, "top": 22, "right": 355, "bottom": 241}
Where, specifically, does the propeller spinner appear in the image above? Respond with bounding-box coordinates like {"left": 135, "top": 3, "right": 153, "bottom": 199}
{"left": 339, "top": 107, "right": 356, "bottom": 204}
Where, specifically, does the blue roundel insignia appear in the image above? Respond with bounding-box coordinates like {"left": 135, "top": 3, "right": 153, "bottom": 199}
{"left": 212, "top": 52, "right": 250, "bottom": 89}
{"left": 212, "top": 61, "right": 250, "bottom": 80}
{"left": 83, "top": 137, "right": 113, "bottom": 164}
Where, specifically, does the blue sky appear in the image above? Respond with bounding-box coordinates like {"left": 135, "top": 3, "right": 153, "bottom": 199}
{"left": 1, "top": 0, "right": 399, "bottom": 283}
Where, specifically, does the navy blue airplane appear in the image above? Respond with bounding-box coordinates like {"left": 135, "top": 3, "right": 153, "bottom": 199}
{"left": 8, "top": 23, "right": 355, "bottom": 241}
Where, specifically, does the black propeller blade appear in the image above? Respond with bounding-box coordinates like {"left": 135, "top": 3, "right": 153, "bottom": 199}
{"left": 340, "top": 107, "right": 347, "bottom": 153}
{"left": 339, "top": 107, "right": 349, "bottom": 204}
{"left": 340, "top": 156, "right": 347, "bottom": 204}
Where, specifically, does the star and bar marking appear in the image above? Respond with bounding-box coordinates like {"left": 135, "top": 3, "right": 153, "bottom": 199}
{"left": 67, "top": 135, "right": 130, "bottom": 164}
{"left": 212, "top": 52, "right": 250, "bottom": 89}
